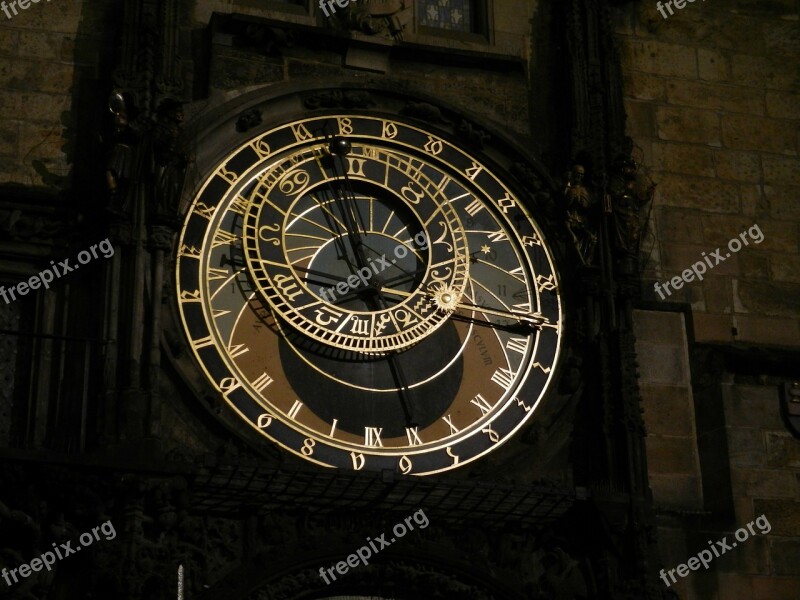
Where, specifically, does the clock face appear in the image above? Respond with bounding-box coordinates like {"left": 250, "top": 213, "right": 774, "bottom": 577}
{"left": 176, "top": 114, "right": 562, "bottom": 475}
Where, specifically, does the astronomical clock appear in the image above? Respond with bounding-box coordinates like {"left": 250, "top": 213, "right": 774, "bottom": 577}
{"left": 175, "top": 102, "right": 563, "bottom": 476}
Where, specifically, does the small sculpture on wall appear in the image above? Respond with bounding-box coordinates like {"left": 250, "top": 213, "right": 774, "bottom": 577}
{"left": 606, "top": 153, "right": 655, "bottom": 261}
{"left": 563, "top": 163, "right": 597, "bottom": 266}
{"left": 151, "top": 98, "right": 189, "bottom": 229}
{"left": 105, "top": 92, "right": 138, "bottom": 215}
{"left": 343, "top": 0, "right": 413, "bottom": 39}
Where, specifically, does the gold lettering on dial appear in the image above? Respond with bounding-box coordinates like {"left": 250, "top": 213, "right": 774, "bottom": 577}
{"left": 229, "top": 195, "right": 249, "bottom": 216}
{"left": 191, "top": 335, "right": 214, "bottom": 350}
{"left": 446, "top": 447, "right": 460, "bottom": 465}
{"left": 251, "top": 372, "right": 274, "bottom": 392}
{"left": 301, "top": 438, "right": 315, "bottom": 456}
{"left": 291, "top": 122, "right": 313, "bottom": 142}
{"left": 346, "top": 157, "right": 366, "bottom": 177}
{"left": 212, "top": 229, "right": 239, "bottom": 248}
{"left": 466, "top": 162, "right": 483, "bottom": 180}
{"left": 337, "top": 117, "right": 353, "bottom": 135}
{"left": 400, "top": 181, "right": 425, "bottom": 204}
{"left": 491, "top": 368, "right": 515, "bottom": 391}
{"left": 315, "top": 306, "right": 344, "bottom": 327}
{"left": 381, "top": 121, "right": 398, "bottom": 139}
{"left": 506, "top": 338, "right": 528, "bottom": 355}
{"left": 258, "top": 224, "right": 281, "bottom": 246}
{"left": 514, "top": 396, "right": 533, "bottom": 412}
{"left": 405, "top": 427, "right": 423, "bottom": 446}
{"left": 329, "top": 418, "right": 338, "bottom": 438}
{"left": 218, "top": 165, "right": 238, "bottom": 184}
{"left": 465, "top": 198, "right": 483, "bottom": 217}
{"left": 470, "top": 393, "right": 493, "bottom": 416}
{"left": 423, "top": 136, "right": 443, "bottom": 155}
{"left": 179, "top": 290, "right": 201, "bottom": 303}
{"left": 273, "top": 274, "right": 304, "bottom": 302}
{"left": 442, "top": 414, "right": 459, "bottom": 435}
{"left": 220, "top": 376, "right": 241, "bottom": 397}
{"left": 227, "top": 343, "right": 249, "bottom": 358}
{"left": 208, "top": 267, "right": 229, "bottom": 281}
{"left": 195, "top": 202, "right": 216, "bottom": 220}
{"left": 287, "top": 400, "right": 303, "bottom": 420}
{"left": 364, "top": 427, "right": 384, "bottom": 447}
{"left": 350, "top": 316, "right": 370, "bottom": 335}
{"left": 351, "top": 452, "right": 366, "bottom": 470}
{"left": 497, "top": 193, "right": 516, "bottom": 214}
{"left": 482, "top": 425, "right": 500, "bottom": 443}
{"left": 487, "top": 230, "right": 508, "bottom": 243}
{"left": 179, "top": 245, "right": 201, "bottom": 259}
{"left": 247, "top": 136, "right": 271, "bottom": 159}
{"left": 508, "top": 266, "right": 525, "bottom": 281}
{"left": 399, "top": 455, "right": 413, "bottom": 475}
{"left": 257, "top": 414, "right": 273, "bottom": 428}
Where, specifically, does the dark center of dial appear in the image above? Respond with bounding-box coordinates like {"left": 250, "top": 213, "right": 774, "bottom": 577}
{"left": 304, "top": 193, "right": 427, "bottom": 310}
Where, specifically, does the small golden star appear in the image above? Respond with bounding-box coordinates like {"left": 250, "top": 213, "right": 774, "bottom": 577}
{"left": 481, "top": 245, "right": 492, "bottom": 255}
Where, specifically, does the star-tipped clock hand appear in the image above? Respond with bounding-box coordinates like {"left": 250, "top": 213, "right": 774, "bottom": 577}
{"left": 376, "top": 286, "right": 547, "bottom": 328}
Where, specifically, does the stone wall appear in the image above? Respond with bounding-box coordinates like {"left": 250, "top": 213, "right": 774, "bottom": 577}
{"left": 195, "top": 1, "right": 534, "bottom": 135}
{"left": 614, "top": 0, "right": 800, "bottom": 346}
{"left": 618, "top": 2, "right": 800, "bottom": 598}
{"left": 0, "top": 0, "right": 116, "bottom": 188}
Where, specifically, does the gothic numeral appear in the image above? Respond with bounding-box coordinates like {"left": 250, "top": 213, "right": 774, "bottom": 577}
{"left": 465, "top": 198, "right": 483, "bottom": 216}
{"left": 405, "top": 427, "right": 423, "bottom": 446}
{"left": 212, "top": 229, "right": 239, "bottom": 248}
{"left": 506, "top": 337, "right": 528, "bottom": 355}
{"left": 291, "top": 122, "right": 314, "bottom": 141}
{"left": 364, "top": 427, "right": 384, "bottom": 447}
{"left": 497, "top": 193, "right": 516, "bottom": 213}
{"left": 487, "top": 230, "right": 508, "bottom": 243}
{"left": 287, "top": 400, "right": 303, "bottom": 419}
{"left": 252, "top": 372, "right": 274, "bottom": 392}
{"left": 470, "top": 393, "right": 493, "bottom": 416}
{"left": 442, "top": 414, "right": 459, "bottom": 435}
{"left": 195, "top": 202, "right": 216, "bottom": 220}
{"left": 381, "top": 121, "right": 398, "bottom": 139}
{"left": 399, "top": 455, "right": 413, "bottom": 475}
{"left": 423, "top": 136, "right": 443, "bottom": 155}
{"left": 491, "top": 368, "right": 515, "bottom": 391}
{"left": 227, "top": 343, "right": 249, "bottom": 358}
{"left": 179, "top": 245, "right": 201, "bottom": 259}
{"left": 179, "top": 290, "right": 201, "bottom": 303}
{"left": 351, "top": 452, "right": 366, "bottom": 470}
{"left": 346, "top": 157, "right": 367, "bottom": 177}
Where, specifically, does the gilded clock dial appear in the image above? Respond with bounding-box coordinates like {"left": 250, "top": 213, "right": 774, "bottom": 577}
{"left": 176, "top": 114, "right": 562, "bottom": 475}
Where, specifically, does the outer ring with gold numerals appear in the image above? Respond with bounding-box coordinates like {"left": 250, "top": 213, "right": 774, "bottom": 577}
{"left": 176, "top": 113, "right": 563, "bottom": 476}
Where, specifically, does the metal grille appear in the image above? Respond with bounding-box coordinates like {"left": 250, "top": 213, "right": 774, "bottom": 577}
{"left": 190, "top": 463, "right": 576, "bottom": 526}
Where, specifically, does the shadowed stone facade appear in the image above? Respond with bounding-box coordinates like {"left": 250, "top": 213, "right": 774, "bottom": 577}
{"left": 0, "top": 0, "right": 798, "bottom": 599}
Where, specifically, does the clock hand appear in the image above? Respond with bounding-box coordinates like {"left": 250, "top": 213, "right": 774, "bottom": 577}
{"left": 291, "top": 265, "right": 350, "bottom": 284}
{"left": 308, "top": 189, "right": 360, "bottom": 274}
{"left": 327, "top": 138, "right": 373, "bottom": 272}
{"left": 377, "top": 287, "right": 548, "bottom": 328}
